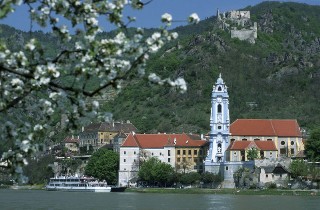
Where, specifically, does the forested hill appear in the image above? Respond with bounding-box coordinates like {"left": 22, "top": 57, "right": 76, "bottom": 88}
{"left": 2, "top": 2, "right": 320, "bottom": 134}
{"left": 104, "top": 1, "right": 320, "bottom": 133}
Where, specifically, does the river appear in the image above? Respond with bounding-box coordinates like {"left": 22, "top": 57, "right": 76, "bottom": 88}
{"left": 0, "top": 189, "right": 319, "bottom": 210}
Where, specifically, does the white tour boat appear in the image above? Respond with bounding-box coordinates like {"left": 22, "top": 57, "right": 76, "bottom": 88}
{"left": 46, "top": 176, "right": 112, "bottom": 192}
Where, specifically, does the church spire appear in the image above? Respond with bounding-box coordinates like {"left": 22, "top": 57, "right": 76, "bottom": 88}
{"left": 205, "top": 74, "right": 230, "bottom": 163}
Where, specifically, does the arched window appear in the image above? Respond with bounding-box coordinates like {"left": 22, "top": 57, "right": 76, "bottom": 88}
{"left": 218, "top": 104, "right": 222, "bottom": 113}
{"left": 217, "top": 143, "right": 222, "bottom": 153}
{"left": 218, "top": 86, "right": 222, "bottom": 91}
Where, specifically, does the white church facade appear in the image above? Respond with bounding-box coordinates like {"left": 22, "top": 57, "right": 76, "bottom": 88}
{"left": 204, "top": 74, "right": 304, "bottom": 188}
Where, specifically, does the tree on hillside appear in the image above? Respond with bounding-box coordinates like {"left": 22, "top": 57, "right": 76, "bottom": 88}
{"left": 0, "top": 1, "right": 199, "bottom": 181}
{"left": 180, "top": 172, "right": 201, "bottom": 186}
{"left": 85, "top": 149, "right": 119, "bottom": 185}
{"left": 289, "top": 159, "right": 308, "bottom": 179}
{"left": 247, "top": 147, "right": 259, "bottom": 160}
{"left": 23, "top": 155, "right": 55, "bottom": 185}
{"left": 201, "top": 171, "right": 223, "bottom": 188}
{"left": 177, "top": 158, "right": 193, "bottom": 173}
{"left": 305, "top": 128, "right": 320, "bottom": 161}
{"left": 138, "top": 157, "right": 174, "bottom": 186}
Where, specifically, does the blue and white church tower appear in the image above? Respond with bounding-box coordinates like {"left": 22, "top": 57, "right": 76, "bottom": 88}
{"left": 204, "top": 74, "right": 254, "bottom": 187}
{"left": 205, "top": 74, "right": 230, "bottom": 171}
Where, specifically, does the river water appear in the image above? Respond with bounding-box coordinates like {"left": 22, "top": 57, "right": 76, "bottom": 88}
{"left": 0, "top": 189, "right": 319, "bottom": 210}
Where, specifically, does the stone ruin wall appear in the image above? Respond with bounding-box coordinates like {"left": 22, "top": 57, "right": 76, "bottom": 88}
{"left": 217, "top": 9, "right": 257, "bottom": 43}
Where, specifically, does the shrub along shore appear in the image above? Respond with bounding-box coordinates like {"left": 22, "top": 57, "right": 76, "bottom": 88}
{"left": 3, "top": 185, "right": 318, "bottom": 196}
{"left": 126, "top": 187, "right": 319, "bottom": 196}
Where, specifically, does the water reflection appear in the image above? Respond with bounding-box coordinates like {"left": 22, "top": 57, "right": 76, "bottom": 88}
{"left": 0, "top": 190, "right": 319, "bottom": 210}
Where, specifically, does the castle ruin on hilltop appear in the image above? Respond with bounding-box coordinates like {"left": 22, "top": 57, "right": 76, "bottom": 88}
{"left": 216, "top": 9, "right": 257, "bottom": 44}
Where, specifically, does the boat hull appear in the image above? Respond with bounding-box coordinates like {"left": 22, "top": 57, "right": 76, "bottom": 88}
{"left": 110, "top": 187, "right": 126, "bottom": 192}
{"left": 46, "top": 186, "right": 111, "bottom": 192}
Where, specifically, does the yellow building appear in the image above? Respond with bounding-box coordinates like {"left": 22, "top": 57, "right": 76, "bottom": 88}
{"left": 229, "top": 119, "right": 304, "bottom": 159}
{"left": 79, "top": 121, "right": 137, "bottom": 150}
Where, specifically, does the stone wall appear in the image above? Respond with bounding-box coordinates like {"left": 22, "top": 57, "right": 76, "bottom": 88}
{"left": 205, "top": 161, "right": 254, "bottom": 188}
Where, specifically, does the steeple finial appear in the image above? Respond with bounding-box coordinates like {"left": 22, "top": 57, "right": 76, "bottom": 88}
{"left": 219, "top": 73, "right": 222, "bottom": 78}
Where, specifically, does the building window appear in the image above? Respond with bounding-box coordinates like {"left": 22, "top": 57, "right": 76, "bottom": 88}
{"left": 280, "top": 148, "right": 286, "bottom": 156}
{"left": 217, "top": 143, "right": 222, "bottom": 153}
{"left": 218, "top": 104, "right": 222, "bottom": 113}
{"left": 194, "top": 150, "right": 197, "bottom": 155}
{"left": 177, "top": 158, "right": 181, "bottom": 162}
{"left": 254, "top": 138, "right": 260, "bottom": 141}
{"left": 152, "top": 153, "right": 154, "bottom": 156}
{"left": 177, "top": 150, "right": 181, "bottom": 155}
{"left": 281, "top": 141, "right": 285, "bottom": 145}
{"left": 218, "top": 86, "right": 222, "bottom": 91}
{"left": 266, "top": 174, "right": 268, "bottom": 178}
{"left": 134, "top": 151, "right": 136, "bottom": 155}
{"left": 168, "top": 150, "right": 171, "bottom": 156}
{"left": 267, "top": 139, "right": 272, "bottom": 141}
{"left": 188, "top": 150, "right": 191, "bottom": 155}
{"left": 160, "top": 152, "right": 162, "bottom": 156}
{"left": 168, "top": 158, "right": 171, "bottom": 163}
{"left": 226, "top": 166, "right": 228, "bottom": 170}
{"left": 124, "top": 159, "right": 126, "bottom": 162}
{"left": 280, "top": 174, "right": 282, "bottom": 178}
{"left": 242, "top": 138, "right": 247, "bottom": 141}
{"left": 272, "top": 174, "right": 274, "bottom": 178}
{"left": 124, "top": 151, "right": 126, "bottom": 155}
{"left": 199, "top": 150, "right": 203, "bottom": 155}
{"left": 194, "top": 158, "right": 198, "bottom": 163}
{"left": 234, "top": 152, "right": 237, "bottom": 155}
{"left": 218, "top": 126, "right": 222, "bottom": 129}
{"left": 231, "top": 139, "right": 235, "bottom": 142}
{"left": 291, "top": 148, "right": 294, "bottom": 155}
{"left": 291, "top": 141, "right": 294, "bottom": 145}
{"left": 183, "top": 150, "right": 186, "bottom": 155}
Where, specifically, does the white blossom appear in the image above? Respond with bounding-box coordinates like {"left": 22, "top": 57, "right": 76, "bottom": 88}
{"left": 20, "top": 140, "right": 30, "bottom": 152}
{"left": 34, "top": 124, "right": 43, "bottom": 131}
{"left": 25, "top": 39, "right": 36, "bottom": 51}
{"left": 189, "top": 13, "right": 200, "bottom": 24}
{"left": 161, "top": 13, "right": 172, "bottom": 24}
{"left": 174, "top": 77, "right": 187, "bottom": 93}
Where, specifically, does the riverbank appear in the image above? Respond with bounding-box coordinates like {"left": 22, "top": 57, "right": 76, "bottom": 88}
{"left": 6, "top": 184, "right": 45, "bottom": 190}
{"left": 126, "top": 187, "right": 319, "bottom": 196}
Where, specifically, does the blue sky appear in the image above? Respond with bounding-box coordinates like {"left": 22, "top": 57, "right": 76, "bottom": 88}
{"left": 1, "top": 0, "right": 320, "bottom": 32}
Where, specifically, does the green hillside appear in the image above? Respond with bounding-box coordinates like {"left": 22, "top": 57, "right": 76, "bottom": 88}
{"left": 103, "top": 2, "right": 320, "bottom": 133}
{"left": 1, "top": 2, "right": 320, "bottom": 135}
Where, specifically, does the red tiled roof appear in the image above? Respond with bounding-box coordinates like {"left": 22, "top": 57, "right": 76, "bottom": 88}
{"left": 254, "top": 141, "right": 278, "bottom": 151}
{"left": 228, "top": 141, "right": 251, "bottom": 150}
{"left": 230, "top": 119, "right": 301, "bottom": 137}
{"left": 121, "top": 133, "right": 207, "bottom": 148}
{"left": 227, "top": 140, "right": 277, "bottom": 151}
{"left": 64, "top": 136, "right": 79, "bottom": 143}
{"left": 121, "top": 133, "right": 140, "bottom": 147}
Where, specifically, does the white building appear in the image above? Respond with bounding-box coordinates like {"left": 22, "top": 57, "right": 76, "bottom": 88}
{"left": 118, "top": 133, "right": 207, "bottom": 187}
